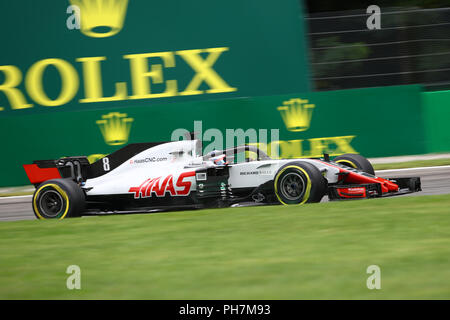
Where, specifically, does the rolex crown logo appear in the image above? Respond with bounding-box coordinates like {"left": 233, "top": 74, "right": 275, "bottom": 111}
{"left": 277, "top": 98, "right": 315, "bottom": 132}
{"left": 96, "top": 112, "right": 134, "bottom": 145}
{"left": 69, "top": 0, "right": 129, "bottom": 38}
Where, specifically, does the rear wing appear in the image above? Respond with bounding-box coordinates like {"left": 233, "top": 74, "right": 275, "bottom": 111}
{"left": 23, "top": 157, "right": 90, "bottom": 186}
{"left": 23, "top": 142, "right": 167, "bottom": 186}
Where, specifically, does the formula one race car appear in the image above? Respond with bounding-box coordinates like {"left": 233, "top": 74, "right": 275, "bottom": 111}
{"left": 23, "top": 139, "right": 422, "bottom": 219}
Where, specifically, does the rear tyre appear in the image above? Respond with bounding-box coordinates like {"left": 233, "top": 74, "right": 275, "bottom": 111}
{"left": 32, "top": 179, "right": 85, "bottom": 220}
{"left": 274, "top": 162, "right": 327, "bottom": 205}
{"left": 334, "top": 153, "right": 375, "bottom": 175}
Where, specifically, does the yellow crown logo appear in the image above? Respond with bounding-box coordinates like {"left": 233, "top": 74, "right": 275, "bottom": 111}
{"left": 69, "top": 0, "right": 129, "bottom": 38}
{"left": 96, "top": 112, "right": 134, "bottom": 145}
{"left": 277, "top": 98, "right": 315, "bottom": 132}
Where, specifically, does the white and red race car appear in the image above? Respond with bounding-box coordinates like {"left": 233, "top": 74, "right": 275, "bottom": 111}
{"left": 23, "top": 139, "right": 421, "bottom": 219}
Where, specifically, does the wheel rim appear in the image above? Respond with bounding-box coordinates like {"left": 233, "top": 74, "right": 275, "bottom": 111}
{"left": 39, "top": 190, "right": 64, "bottom": 218}
{"left": 280, "top": 172, "right": 306, "bottom": 201}
{"left": 336, "top": 160, "right": 357, "bottom": 169}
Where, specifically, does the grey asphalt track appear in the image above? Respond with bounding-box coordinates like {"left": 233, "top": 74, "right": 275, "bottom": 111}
{"left": 1, "top": 166, "right": 449, "bottom": 222}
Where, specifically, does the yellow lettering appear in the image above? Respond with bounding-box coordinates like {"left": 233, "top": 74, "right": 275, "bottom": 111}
{"left": 307, "top": 135, "right": 357, "bottom": 157}
{"left": 268, "top": 139, "right": 304, "bottom": 159}
{"left": 308, "top": 137, "right": 330, "bottom": 157}
{"left": 267, "top": 136, "right": 357, "bottom": 159}
{"left": 77, "top": 56, "right": 127, "bottom": 103}
{"left": 0, "top": 65, "right": 32, "bottom": 110}
{"left": 177, "top": 47, "right": 237, "bottom": 96}
{"left": 124, "top": 52, "right": 177, "bottom": 99}
{"left": 247, "top": 142, "right": 270, "bottom": 159}
{"left": 25, "top": 59, "right": 79, "bottom": 107}
{"left": 332, "top": 136, "right": 357, "bottom": 154}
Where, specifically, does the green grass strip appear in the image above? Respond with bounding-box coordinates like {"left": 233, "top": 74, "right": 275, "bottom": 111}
{"left": 1, "top": 194, "right": 449, "bottom": 299}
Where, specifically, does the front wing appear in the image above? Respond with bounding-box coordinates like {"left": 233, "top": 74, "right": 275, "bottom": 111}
{"left": 328, "top": 177, "right": 421, "bottom": 200}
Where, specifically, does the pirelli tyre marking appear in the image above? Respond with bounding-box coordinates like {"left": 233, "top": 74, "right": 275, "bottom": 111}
{"left": 335, "top": 159, "right": 357, "bottom": 169}
{"left": 274, "top": 165, "right": 312, "bottom": 205}
{"left": 33, "top": 183, "right": 70, "bottom": 220}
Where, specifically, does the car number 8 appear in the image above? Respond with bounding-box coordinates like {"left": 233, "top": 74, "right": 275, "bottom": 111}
{"left": 103, "top": 157, "right": 110, "bottom": 171}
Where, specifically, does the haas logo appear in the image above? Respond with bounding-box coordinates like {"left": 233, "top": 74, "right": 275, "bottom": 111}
{"left": 129, "top": 171, "right": 196, "bottom": 199}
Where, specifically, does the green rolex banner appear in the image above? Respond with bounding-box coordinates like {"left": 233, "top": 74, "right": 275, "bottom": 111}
{"left": 0, "top": 1, "right": 431, "bottom": 188}
{"left": 0, "top": 0, "right": 311, "bottom": 115}
{"left": 0, "top": 85, "right": 427, "bottom": 187}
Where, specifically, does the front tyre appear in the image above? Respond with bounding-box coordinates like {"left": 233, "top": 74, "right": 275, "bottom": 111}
{"left": 32, "top": 179, "right": 85, "bottom": 220}
{"left": 274, "top": 162, "right": 327, "bottom": 205}
{"left": 334, "top": 153, "right": 375, "bottom": 175}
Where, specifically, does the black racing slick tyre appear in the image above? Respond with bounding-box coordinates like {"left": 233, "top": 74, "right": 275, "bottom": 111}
{"left": 32, "top": 179, "right": 85, "bottom": 220}
{"left": 334, "top": 153, "right": 375, "bottom": 175}
{"left": 274, "top": 162, "right": 327, "bottom": 205}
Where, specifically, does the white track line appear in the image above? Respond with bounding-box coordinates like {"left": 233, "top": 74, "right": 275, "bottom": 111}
{"left": 0, "top": 195, "right": 32, "bottom": 201}
{"left": 376, "top": 165, "right": 450, "bottom": 173}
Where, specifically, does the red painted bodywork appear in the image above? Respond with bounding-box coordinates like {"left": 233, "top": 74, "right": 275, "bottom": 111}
{"left": 337, "top": 187, "right": 367, "bottom": 198}
{"left": 129, "top": 171, "right": 196, "bottom": 199}
{"left": 319, "top": 160, "right": 399, "bottom": 194}
{"left": 23, "top": 164, "right": 61, "bottom": 185}
{"left": 343, "top": 171, "right": 399, "bottom": 193}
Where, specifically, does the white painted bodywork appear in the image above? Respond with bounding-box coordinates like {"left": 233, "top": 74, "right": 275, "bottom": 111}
{"left": 83, "top": 140, "right": 341, "bottom": 197}
{"left": 227, "top": 159, "right": 340, "bottom": 189}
